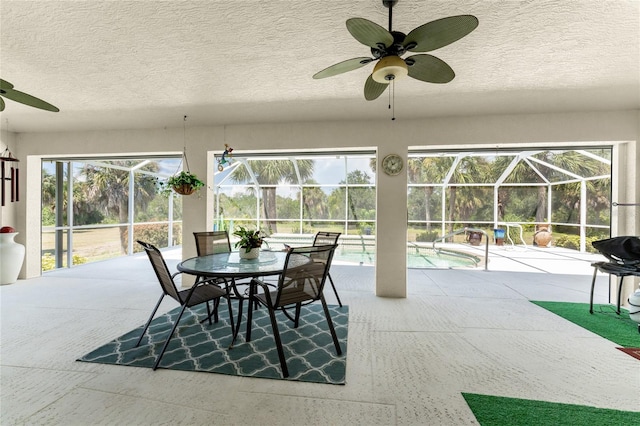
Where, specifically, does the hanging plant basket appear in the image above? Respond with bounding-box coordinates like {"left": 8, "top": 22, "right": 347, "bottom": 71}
{"left": 172, "top": 183, "right": 196, "bottom": 195}
{"left": 159, "top": 171, "right": 205, "bottom": 197}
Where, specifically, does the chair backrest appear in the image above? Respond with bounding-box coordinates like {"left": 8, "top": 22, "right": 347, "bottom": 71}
{"left": 273, "top": 244, "right": 337, "bottom": 308}
{"left": 137, "top": 240, "right": 182, "bottom": 303}
{"left": 313, "top": 231, "right": 341, "bottom": 247}
{"left": 193, "top": 231, "right": 231, "bottom": 256}
{"left": 592, "top": 236, "right": 640, "bottom": 266}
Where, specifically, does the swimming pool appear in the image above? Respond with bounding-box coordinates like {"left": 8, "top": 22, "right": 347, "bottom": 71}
{"left": 332, "top": 245, "right": 481, "bottom": 269}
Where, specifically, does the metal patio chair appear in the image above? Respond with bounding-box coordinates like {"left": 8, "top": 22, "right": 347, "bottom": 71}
{"left": 313, "top": 231, "right": 343, "bottom": 307}
{"left": 240, "top": 244, "right": 342, "bottom": 378}
{"left": 589, "top": 236, "right": 640, "bottom": 314}
{"left": 136, "top": 240, "right": 235, "bottom": 370}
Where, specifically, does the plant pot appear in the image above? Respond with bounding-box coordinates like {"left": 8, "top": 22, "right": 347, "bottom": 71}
{"left": 238, "top": 247, "right": 259, "bottom": 260}
{"left": 533, "top": 229, "right": 552, "bottom": 247}
{"left": 1, "top": 232, "right": 25, "bottom": 285}
{"left": 173, "top": 184, "right": 196, "bottom": 195}
{"left": 467, "top": 231, "right": 482, "bottom": 246}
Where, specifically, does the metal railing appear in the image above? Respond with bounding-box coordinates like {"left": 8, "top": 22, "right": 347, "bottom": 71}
{"left": 432, "top": 227, "right": 489, "bottom": 271}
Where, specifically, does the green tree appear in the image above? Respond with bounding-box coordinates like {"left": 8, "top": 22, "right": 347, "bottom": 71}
{"left": 229, "top": 159, "right": 314, "bottom": 233}
{"left": 81, "top": 161, "right": 159, "bottom": 253}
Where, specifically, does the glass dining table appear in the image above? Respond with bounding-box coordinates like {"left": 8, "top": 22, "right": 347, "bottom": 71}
{"left": 177, "top": 249, "right": 311, "bottom": 343}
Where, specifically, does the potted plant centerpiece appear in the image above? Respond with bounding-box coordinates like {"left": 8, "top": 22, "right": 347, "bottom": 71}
{"left": 233, "top": 226, "right": 264, "bottom": 259}
{"left": 159, "top": 171, "right": 205, "bottom": 196}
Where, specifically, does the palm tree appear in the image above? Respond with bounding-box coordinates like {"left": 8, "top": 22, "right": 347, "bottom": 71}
{"left": 81, "top": 161, "right": 158, "bottom": 253}
{"left": 229, "top": 159, "right": 314, "bottom": 233}
{"left": 302, "top": 180, "right": 328, "bottom": 226}
{"left": 414, "top": 157, "right": 453, "bottom": 231}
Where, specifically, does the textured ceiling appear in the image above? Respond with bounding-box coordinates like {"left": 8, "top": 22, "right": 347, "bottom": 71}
{"left": 0, "top": 0, "right": 638, "bottom": 133}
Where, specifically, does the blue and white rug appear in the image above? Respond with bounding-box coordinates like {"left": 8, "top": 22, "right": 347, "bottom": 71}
{"left": 78, "top": 301, "right": 348, "bottom": 384}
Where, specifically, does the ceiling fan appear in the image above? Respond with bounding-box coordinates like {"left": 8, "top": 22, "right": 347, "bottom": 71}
{"left": 313, "top": 0, "right": 478, "bottom": 101}
{"left": 0, "top": 79, "right": 59, "bottom": 112}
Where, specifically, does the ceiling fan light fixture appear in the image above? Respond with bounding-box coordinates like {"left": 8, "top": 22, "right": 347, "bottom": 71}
{"left": 372, "top": 55, "right": 408, "bottom": 84}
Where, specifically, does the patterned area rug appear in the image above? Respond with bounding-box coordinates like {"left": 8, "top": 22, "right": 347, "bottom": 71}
{"left": 78, "top": 302, "right": 348, "bottom": 384}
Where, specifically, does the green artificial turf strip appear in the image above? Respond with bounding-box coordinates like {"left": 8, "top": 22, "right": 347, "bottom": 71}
{"left": 463, "top": 393, "right": 640, "bottom": 426}
{"left": 531, "top": 301, "right": 639, "bottom": 348}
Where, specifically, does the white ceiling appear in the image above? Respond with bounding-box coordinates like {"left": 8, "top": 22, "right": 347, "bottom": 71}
{"left": 1, "top": 0, "right": 638, "bottom": 133}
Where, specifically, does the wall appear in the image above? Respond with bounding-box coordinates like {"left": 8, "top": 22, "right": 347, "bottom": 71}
{"left": 13, "top": 110, "right": 640, "bottom": 298}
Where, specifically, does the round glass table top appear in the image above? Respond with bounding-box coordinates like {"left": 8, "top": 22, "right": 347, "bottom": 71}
{"left": 177, "top": 250, "right": 309, "bottom": 278}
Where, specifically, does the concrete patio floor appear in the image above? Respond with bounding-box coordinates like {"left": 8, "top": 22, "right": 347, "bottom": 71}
{"left": 1, "top": 246, "right": 638, "bottom": 425}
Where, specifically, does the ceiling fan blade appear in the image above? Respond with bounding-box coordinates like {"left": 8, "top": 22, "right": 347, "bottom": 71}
{"left": 0, "top": 87, "right": 60, "bottom": 112}
{"left": 406, "top": 54, "right": 455, "bottom": 83}
{"left": 313, "top": 57, "right": 374, "bottom": 79}
{"left": 404, "top": 15, "right": 478, "bottom": 52}
{"left": 364, "top": 74, "right": 388, "bottom": 100}
{"left": 0, "top": 97, "right": 4, "bottom": 112}
{"left": 0, "top": 79, "right": 15, "bottom": 90}
{"left": 346, "top": 18, "right": 394, "bottom": 49}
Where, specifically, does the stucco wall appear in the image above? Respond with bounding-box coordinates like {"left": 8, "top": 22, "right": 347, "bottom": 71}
{"left": 11, "top": 110, "right": 640, "bottom": 297}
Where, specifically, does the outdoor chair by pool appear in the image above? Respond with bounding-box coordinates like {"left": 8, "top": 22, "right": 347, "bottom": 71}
{"left": 590, "top": 236, "right": 640, "bottom": 314}
{"left": 136, "top": 240, "right": 235, "bottom": 370}
{"left": 241, "top": 244, "right": 342, "bottom": 378}
{"left": 313, "top": 231, "right": 343, "bottom": 307}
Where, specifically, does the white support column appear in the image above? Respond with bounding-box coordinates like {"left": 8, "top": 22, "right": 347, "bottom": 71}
{"left": 128, "top": 169, "right": 135, "bottom": 255}
{"left": 375, "top": 149, "right": 407, "bottom": 298}
{"left": 580, "top": 180, "right": 587, "bottom": 252}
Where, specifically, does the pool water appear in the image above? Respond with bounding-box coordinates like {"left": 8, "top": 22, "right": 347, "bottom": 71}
{"left": 333, "top": 246, "right": 480, "bottom": 269}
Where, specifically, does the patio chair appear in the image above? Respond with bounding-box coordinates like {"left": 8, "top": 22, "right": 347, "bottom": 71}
{"left": 242, "top": 244, "right": 342, "bottom": 378}
{"left": 194, "top": 230, "right": 258, "bottom": 312}
{"left": 589, "top": 236, "right": 640, "bottom": 314}
{"left": 313, "top": 231, "right": 343, "bottom": 307}
{"left": 194, "top": 230, "right": 239, "bottom": 310}
{"left": 136, "top": 240, "right": 235, "bottom": 370}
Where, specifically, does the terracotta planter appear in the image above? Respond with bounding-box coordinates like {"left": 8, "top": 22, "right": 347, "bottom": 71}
{"left": 534, "top": 229, "right": 552, "bottom": 247}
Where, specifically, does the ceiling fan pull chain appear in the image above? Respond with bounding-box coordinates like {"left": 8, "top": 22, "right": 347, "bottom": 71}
{"left": 391, "top": 80, "right": 396, "bottom": 121}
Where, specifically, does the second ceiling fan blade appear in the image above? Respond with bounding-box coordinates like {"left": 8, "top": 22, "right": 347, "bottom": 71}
{"left": 0, "top": 87, "right": 60, "bottom": 112}
{"left": 406, "top": 54, "right": 455, "bottom": 83}
{"left": 313, "top": 57, "right": 374, "bottom": 79}
{"left": 404, "top": 15, "right": 478, "bottom": 52}
{"left": 364, "top": 75, "right": 388, "bottom": 100}
{"left": 346, "top": 18, "right": 394, "bottom": 49}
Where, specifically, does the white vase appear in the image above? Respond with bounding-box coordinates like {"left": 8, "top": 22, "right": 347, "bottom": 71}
{"left": 1, "top": 232, "right": 26, "bottom": 285}
{"left": 628, "top": 289, "right": 640, "bottom": 326}
{"left": 238, "top": 247, "right": 259, "bottom": 260}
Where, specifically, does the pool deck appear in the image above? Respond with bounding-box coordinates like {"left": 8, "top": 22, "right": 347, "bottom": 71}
{"left": 2, "top": 245, "right": 635, "bottom": 425}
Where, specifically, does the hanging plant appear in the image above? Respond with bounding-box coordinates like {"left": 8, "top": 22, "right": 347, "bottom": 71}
{"left": 158, "top": 115, "right": 204, "bottom": 196}
{"left": 158, "top": 171, "right": 205, "bottom": 196}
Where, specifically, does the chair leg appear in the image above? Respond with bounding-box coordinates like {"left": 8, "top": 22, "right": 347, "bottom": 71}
{"left": 616, "top": 276, "right": 625, "bottom": 315}
{"left": 327, "top": 273, "right": 343, "bottom": 308}
{"left": 204, "top": 301, "right": 213, "bottom": 325}
{"left": 225, "top": 295, "right": 235, "bottom": 341}
{"left": 589, "top": 266, "right": 598, "bottom": 314}
{"left": 294, "top": 303, "right": 301, "bottom": 328}
{"left": 153, "top": 303, "right": 190, "bottom": 370}
{"left": 265, "top": 303, "right": 289, "bottom": 378}
{"left": 230, "top": 297, "right": 244, "bottom": 349}
{"left": 136, "top": 294, "right": 165, "bottom": 347}
{"left": 320, "top": 294, "right": 342, "bottom": 356}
